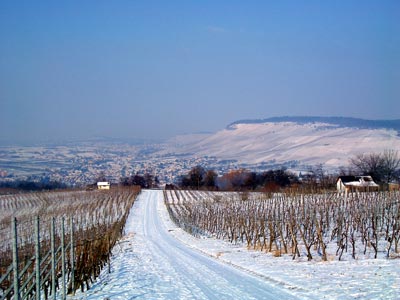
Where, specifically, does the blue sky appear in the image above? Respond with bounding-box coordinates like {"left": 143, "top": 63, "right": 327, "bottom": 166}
{"left": 0, "top": 1, "right": 399, "bottom": 144}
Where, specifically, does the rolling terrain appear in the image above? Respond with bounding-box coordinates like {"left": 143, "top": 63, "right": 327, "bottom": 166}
{"left": 1, "top": 117, "right": 399, "bottom": 186}
{"left": 166, "top": 117, "right": 400, "bottom": 170}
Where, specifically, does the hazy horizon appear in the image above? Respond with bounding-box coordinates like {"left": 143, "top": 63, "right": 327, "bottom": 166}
{"left": 1, "top": 1, "right": 399, "bottom": 144}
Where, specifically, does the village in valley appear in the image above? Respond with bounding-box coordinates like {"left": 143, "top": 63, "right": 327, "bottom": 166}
{"left": 0, "top": 139, "right": 299, "bottom": 189}
{"left": 1, "top": 118, "right": 399, "bottom": 192}
{"left": 0, "top": 141, "right": 210, "bottom": 187}
{"left": 1, "top": 139, "right": 399, "bottom": 194}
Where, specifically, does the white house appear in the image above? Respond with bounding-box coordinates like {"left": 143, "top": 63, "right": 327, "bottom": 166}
{"left": 336, "top": 176, "right": 379, "bottom": 193}
{"left": 97, "top": 182, "right": 110, "bottom": 190}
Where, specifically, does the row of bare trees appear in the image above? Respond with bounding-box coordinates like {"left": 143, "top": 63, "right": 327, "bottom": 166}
{"left": 176, "top": 150, "right": 400, "bottom": 192}
{"left": 178, "top": 166, "right": 300, "bottom": 191}
{"left": 165, "top": 189, "right": 400, "bottom": 261}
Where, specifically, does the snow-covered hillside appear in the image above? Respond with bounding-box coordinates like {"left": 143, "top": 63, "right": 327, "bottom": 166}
{"left": 167, "top": 120, "right": 400, "bottom": 169}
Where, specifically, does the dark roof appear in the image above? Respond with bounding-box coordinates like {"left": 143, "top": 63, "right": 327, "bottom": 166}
{"left": 338, "top": 176, "right": 358, "bottom": 183}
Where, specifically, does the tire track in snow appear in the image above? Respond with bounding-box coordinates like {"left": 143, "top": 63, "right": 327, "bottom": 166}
{"left": 72, "top": 190, "right": 299, "bottom": 300}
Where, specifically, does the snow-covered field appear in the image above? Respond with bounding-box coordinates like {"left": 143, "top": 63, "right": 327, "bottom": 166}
{"left": 73, "top": 190, "right": 399, "bottom": 300}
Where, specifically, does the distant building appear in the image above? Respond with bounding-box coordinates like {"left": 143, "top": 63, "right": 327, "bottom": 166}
{"left": 97, "top": 182, "right": 110, "bottom": 190}
{"left": 336, "top": 176, "right": 379, "bottom": 193}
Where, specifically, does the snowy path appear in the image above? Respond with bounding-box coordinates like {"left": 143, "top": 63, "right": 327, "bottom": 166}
{"left": 74, "top": 190, "right": 298, "bottom": 300}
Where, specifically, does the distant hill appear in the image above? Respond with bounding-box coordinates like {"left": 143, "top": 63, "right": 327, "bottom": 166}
{"left": 166, "top": 116, "right": 400, "bottom": 170}
{"left": 228, "top": 117, "right": 400, "bottom": 133}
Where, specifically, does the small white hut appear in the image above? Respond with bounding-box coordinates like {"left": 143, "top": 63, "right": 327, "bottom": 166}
{"left": 97, "top": 182, "right": 110, "bottom": 190}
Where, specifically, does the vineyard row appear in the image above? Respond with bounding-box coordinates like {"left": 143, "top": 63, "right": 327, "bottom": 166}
{"left": 164, "top": 189, "right": 400, "bottom": 261}
{"left": 0, "top": 187, "right": 140, "bottom": 299}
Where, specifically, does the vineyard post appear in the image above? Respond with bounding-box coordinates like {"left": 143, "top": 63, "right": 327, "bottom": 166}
{"left": 51, "top": 217, "right": 56, "bottom": 300}
{"left": 61, "top": 218, "right": 66, "bottom": 300}
{"left": 12, "top": 217, "right": 20, "bottom": 300}
{"left": 35, "top": 216, "right": 41, "bottom": 300}
{"left": 70, "top": 218, "right": 75, "bottom": 295}
{"left": 107, "top": 236, "right": 111, "bottom": 274}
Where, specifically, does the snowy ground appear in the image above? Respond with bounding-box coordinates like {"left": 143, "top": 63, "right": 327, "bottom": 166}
{"left": 167, "top": 122, "right": 400, "bottom": 168}
{"left": 72, "top": 190, "right": 399, "bottom": 300}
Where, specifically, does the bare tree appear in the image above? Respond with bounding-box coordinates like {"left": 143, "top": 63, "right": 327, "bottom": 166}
{"left": 350, "top": 153, "right": 384, "bottom": 181}
{"left": 381, "top": 150, "right": 400, "bottom": 185}
{"left": 203, "top": 170, "right": 217, "bottom": 188}
{"left": 350, "top": 150, "right": 400, "bottom": 185}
